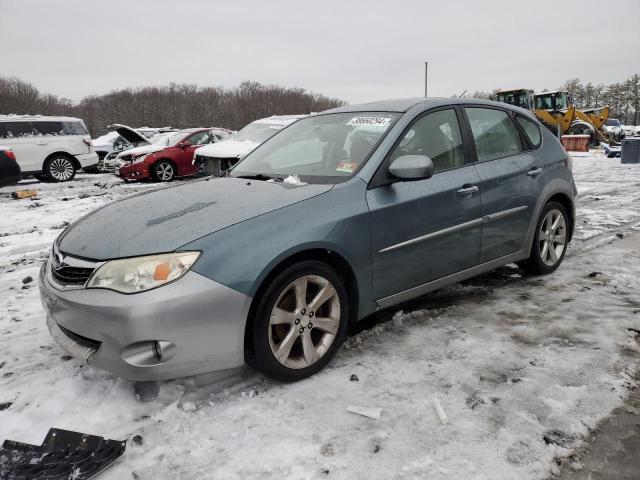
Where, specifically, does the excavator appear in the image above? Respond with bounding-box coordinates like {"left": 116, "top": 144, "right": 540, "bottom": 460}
{"left": 494, "top": 88, "right": 614, "bottom": 145}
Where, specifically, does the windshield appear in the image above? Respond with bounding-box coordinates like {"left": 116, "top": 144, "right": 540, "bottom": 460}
{"left": 605, "top": 119, "right": 621, "bottom": 127}
{"left": 153, "top": 131, "right": 187, "bottom": 146}
{"left": 234, "top": 122, "right": 291, "bottom": 143}
{"left": 231, "top": 112, "right": 400, "bottom": 183}
{"left": 497, "top": 92, "right": 531, "bottom": 109}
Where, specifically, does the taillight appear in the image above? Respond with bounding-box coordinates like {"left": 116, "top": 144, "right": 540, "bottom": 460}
{"left": 4, "top": 149, "right": 16, "bottom": 161}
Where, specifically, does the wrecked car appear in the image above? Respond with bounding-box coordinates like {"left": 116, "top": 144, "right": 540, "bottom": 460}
{"left": 192, "top": 115, "right": 305, "bottom": 176}
{"left": 114, "top": 128, "right": 232, "bottom": 182}
{"left": 40, "top": 98, "right": 576, "bottom": 383}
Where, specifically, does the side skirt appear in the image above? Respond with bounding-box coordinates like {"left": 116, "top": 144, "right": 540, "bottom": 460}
{"left": 375, "top": 250, "right": 528, "bottom": 310}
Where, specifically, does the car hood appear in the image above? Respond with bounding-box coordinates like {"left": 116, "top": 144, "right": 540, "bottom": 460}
{"left": 194, "top": 139, "right": 259, "bottom": 159}
{"left": 116, "top": 144, "right": 167, "bottom": 158}
{"left": 109, "top": 124, "right": 151, "bottom": 146}
{"left": 57, "top": 177, "right": 333, "bottom": 260}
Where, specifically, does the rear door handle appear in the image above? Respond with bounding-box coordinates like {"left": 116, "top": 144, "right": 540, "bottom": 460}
{"left": 457, "top": 185, "right": 479, "bottom": 196}
{"left": 36, "top": 142, "right": 48, "bottom": 146}
{"left": 527, "top": 167, "right": 543, "bottom": 178}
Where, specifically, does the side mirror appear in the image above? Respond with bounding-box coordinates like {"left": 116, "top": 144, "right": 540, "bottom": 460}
{"left": 388, "top": 155, "right": 433, "bottom": 181}
{"left": 179, "top": 141, "right": 192, "bottom": 149}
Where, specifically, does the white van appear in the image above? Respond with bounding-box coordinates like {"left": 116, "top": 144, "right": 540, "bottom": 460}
{"left": 0, "top": 115, "right": 98, "bottom": 182}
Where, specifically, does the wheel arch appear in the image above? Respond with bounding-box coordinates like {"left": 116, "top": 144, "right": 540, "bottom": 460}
{"left": 523, "top": 183, "right": 575, "bottom": 259}
{"left": 546, "top": 192, "right": 575, "bottom": 241}
{"left": 43, "top": 151, "right": 80, "bottom": 172}
{"left": 151, "top": 157, "right": 178, "bottom": 180}
{"left": 243, "top": 248, "right": 360, "bottom": 358}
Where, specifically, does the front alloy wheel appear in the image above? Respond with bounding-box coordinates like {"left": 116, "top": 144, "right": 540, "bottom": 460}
{"left": 153, "top": 161, "right": 175, "bottom": 182}
{"left": 250, "top": 261, "right": 348, "bottom": 381}
{"left": 269, "top": 275, "right": 341, "bottom": 369}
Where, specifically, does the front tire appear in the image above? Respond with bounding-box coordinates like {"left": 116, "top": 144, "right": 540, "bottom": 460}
{"left": 44, "top": 155, "right": 76, "bottom": 182}
{"left": 249, "top": 261, "right": 349, "bottom": 382}
{"left": 152, "top": 160, "right": 175, "bottom": 182}
{"left": 518, "top": 201, "right": 569, "bottom": 275}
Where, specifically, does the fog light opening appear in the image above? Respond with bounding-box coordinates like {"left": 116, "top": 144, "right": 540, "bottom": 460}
{"left": 121, "top": 340, "right": 176, "bottom": 367}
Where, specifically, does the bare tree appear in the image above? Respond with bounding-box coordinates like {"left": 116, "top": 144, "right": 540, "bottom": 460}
{"left": 0, "top": 76, "right": 344, "bottom": 136}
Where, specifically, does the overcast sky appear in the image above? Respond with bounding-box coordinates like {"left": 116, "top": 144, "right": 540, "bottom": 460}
{"left": 1, "top": 0, "right": 638, "bottom": 104}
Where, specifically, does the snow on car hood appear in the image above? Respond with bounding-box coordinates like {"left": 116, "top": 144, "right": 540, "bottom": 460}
{"left": 115, "top": 144, "right": 166, "bottom": 158}
{"left": 194, "top": 140, "right": 259, "bottom": 159}
{"left": 57, "top": 177, "right": 332, "bottom": 260}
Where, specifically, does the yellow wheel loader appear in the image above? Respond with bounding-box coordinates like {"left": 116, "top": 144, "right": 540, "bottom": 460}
{"left": 495, "top": 88, "right": 615, "bottom": 146}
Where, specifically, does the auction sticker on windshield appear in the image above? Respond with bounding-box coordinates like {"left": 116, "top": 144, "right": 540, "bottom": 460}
{"left": 346, "top": 116, "right": 392, "bottom": 127}
{"left": 336, "top": 160, "right": 358, "bottom": 173}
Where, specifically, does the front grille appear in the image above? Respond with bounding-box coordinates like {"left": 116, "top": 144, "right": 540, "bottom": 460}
{"left": 51, "top": 265, "right": 95, "bottom": 286}
{"left": 58, "top": 324, "right": 101, "bottom": 350}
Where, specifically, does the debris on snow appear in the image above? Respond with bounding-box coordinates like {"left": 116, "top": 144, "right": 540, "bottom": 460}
{"left": 433, "top": 397, "right": 448, "bottom": 425}
{"left": 11, "top": 189, "right": 38, "bottom": 200}
{"left": 21, "top": 276, "right": 32, "bottom": 284}
{"left": 349, "top": 374, "right": 359, "bottom": 382}
{"left": 347, "top": 405, "right": 382, "bottom": 420}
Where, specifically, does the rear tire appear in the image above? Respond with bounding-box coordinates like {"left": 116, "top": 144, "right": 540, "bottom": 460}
{"left": 44, "top": 155, "right": 76, "bottom": 182}
{"left": 518, "top": 201, "right": 569, "bottom": 275}
{"left": 151, "top": 160, "right": 175, "bottom": 182}
{"left": 249, "top": 261, "right": 349, "bottom": 382}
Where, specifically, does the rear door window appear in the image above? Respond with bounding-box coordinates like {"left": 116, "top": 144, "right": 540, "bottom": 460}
{"left": 465, "top": 108, "right": 523, "bottom": 162}
{"left": 515, "top": 115, "right": 542, "bottom": 149}
{"left": 3, "top": 122, "right": 34, "bottom": 138}
{"left": 32, "top": 121, "right": 64, "bottom": 136}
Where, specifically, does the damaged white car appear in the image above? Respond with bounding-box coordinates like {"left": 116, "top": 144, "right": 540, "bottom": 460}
{"left": 192, "top": 115, "right": 306, "bottom": 176}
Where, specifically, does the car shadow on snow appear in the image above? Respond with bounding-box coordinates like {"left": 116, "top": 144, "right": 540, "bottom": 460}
{"left": 348, "top": 264, "right": 528, "bottom": 337}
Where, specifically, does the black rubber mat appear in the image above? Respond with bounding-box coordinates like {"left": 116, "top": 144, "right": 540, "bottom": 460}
{"left": 0, "top": 428, "right": 125, "bottom": 479}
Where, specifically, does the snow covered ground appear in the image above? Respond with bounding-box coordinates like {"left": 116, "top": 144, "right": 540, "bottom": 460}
{"left": 1, "top": 151, "right": 639, "bottom": 479}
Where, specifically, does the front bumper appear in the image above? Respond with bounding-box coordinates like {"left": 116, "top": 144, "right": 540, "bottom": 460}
{"left": 116, "top": 162, "right": 150, "bottom": 180}
{"left": 39, "top": 260, "right": 251, "bottom": 381}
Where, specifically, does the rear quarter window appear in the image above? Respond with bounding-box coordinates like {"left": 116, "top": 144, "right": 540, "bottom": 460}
{"left": 516, "top": 115, "right": 542, "bottom": 149}
{"left": 32, "top": 121, "right": 64, "bottom": 136}
{"left": 62, "top": 121, "right": 89, "bottom": 135}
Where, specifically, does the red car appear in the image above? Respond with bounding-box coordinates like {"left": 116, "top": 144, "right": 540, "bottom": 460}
{"left": 115, "top": 128, "right": 232, "bottom": 182}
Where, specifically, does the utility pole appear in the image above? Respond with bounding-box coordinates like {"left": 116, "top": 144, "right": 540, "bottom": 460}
{"left": 424, "top": 62, "right": 428, "bottom": 98}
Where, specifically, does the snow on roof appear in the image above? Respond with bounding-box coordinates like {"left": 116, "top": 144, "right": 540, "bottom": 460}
{"left": 534, "top": 90, "right": 565, "bottom": 96}
{"left": 0, "top": 114, "right": 84, "bottom": 122}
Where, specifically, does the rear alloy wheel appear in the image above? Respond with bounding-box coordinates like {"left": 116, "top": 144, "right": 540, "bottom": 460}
{"left": 250, "top": 261, "right": 348, "bottom": 381}
{"left": 518, "top": 201, "right": 569, "bottom": 275}
{"left": 152, "top": 160, "right": 175, "bottom": 182}
{"left": 44, "top": 156, "right": 76, "bottom": 182}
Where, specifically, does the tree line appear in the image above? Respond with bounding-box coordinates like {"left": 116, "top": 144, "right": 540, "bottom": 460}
{"left": 0, "top": 77, "right": 344, "bottom": 136}
{"left": 470, "top": 73, "right": 640, "bottom": 125}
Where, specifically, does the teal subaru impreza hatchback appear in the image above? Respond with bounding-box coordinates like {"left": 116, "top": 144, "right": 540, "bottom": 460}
{"left": 40, "top": 98, "right": 576, "bottom": 382}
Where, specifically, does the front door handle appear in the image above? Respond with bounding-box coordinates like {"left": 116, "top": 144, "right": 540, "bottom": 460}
{"left": 527, "top": 167, "right": 543, "bottom": 178}
{"left": 457, "top": 185, "right": 479, "bottom": 196}
{"left": 36, "top": 142, "right": 48, "bottom": 146}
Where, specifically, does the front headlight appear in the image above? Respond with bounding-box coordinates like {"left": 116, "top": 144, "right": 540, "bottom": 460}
{"left": 132, "top": 153, "right": 149, "bottom": 164}
{"left": 87, "top": 252, "right": 200, "bottom": 294}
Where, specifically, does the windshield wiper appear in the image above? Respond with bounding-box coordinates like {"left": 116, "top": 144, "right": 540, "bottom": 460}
{"left": 235, "top": 174, "right": 284, "bottom": 182}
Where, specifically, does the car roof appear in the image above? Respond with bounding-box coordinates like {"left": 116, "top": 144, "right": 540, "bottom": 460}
{"left": 319, "top": 97, "right": 532, "bottom": 116}
{"left": 0, "top": 114, "right": 84, "bottom": 122}
{"left": 253, "top": 115, "right": 308, "bottom": 126}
